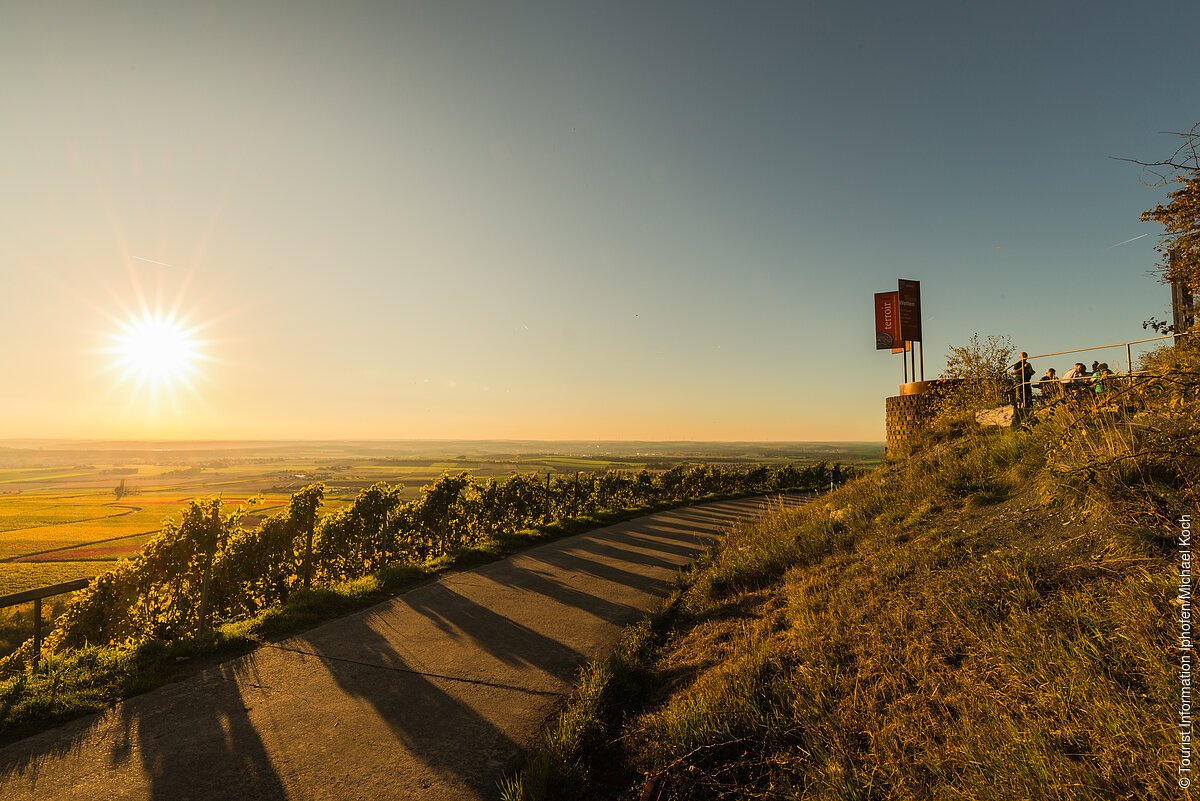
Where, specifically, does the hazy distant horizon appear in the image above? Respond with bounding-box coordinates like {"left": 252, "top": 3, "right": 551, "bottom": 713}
{"left": 0, "top": 437, "right": 883, "bottom": 445}
{"left": 0, "top": 438, "right": 884, "bottom": 470}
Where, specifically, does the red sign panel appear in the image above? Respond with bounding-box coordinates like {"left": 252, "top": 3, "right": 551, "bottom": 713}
{"left": 898, "top": 278, "right": 922, "bottom": 342}
{"left": 874, "top": 291, "right": 900, "bottom": 350}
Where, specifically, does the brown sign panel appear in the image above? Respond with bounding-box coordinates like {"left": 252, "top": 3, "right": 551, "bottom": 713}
{"left": 897, "top": 278, "right": 921, "bottom": 340}
{"left": 891, "top": 341, "right": 912, "bottom": 354}
{"left": 874, "top": 291, "right": 900, "bottom": 350}
{"left": 898, "top": 278, "right": 922, "bottom": 342}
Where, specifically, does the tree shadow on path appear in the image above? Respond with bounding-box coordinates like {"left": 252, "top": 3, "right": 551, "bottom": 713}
{"left": 110, "top": 658, "right": 288, "bottom": 801}
{"left": 0, "top": 656, "right": 288, "bottom": 801}
{"left": 403, "top": 583, "right": 586, "bottom": 681}
{"left": 294, "top": 612, "right": 529, "bottom": 798}
{"left": 462, "top": 563, "right": 644, "bottom": 627}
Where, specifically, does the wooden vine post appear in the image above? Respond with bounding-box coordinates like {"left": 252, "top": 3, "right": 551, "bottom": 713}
{"left": 197, "top": 504, "right": 220, "bottom": 634}
{"left": 572, "top": 470, "right": 580, "bottom": 519}
{"left": 302, "top": 511, "right": 316, "bottom": 591}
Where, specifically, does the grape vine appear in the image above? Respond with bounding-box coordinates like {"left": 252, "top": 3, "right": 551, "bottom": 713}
{"left": 20, "top": 463, "right": 842, "bottom": 664}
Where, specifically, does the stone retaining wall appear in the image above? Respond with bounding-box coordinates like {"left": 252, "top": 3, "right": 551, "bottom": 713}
{"left": 885, "top": 394, "right": 928, "bottom": 456}
{"left": 884, "top": 379, "right": 964, "bottom": 456}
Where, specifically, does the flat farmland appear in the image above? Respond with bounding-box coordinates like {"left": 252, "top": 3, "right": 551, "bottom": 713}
{"left": 0, "top": 439, "right": 882, "bottom": 596}
{"left": 0, "top": 453, "right": 639, "bottom": 594}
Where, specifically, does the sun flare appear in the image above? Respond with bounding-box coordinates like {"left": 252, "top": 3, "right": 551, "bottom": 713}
{"left": 110, "top": 312, "right": 203, "bottom": 390}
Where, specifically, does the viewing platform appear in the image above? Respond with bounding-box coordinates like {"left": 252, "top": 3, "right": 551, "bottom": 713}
{"left": 884, "top": 332, "right": 1185, "bottom": 456}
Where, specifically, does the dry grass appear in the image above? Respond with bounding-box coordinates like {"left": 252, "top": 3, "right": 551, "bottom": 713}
{"left": 502, "top": 345, "right": 1194, "bottom": 799}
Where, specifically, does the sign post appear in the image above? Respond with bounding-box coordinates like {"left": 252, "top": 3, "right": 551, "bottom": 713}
{"left": 874, "top": 291, "right": 900, "bottom": 350}
{"left": 874, "top": 291, "right": 904, "bottom": 382}
{"left": 874, "top": 280, "right": 924, "bottom": 384}
{"left": 897, "top": 279, "right": 923, "bottom": 381}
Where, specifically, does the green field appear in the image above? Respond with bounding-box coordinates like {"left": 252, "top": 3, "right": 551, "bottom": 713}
{"left": 0, "top": 439, "right": 882, "bottom": 597}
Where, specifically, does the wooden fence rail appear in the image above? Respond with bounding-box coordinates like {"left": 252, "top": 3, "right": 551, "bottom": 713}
{"left": 0, "top": 578, "right": 91, "bottom": 672}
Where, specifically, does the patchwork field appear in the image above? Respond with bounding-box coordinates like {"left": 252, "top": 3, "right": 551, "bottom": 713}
{"left": 0, "top": 439, "right": 882, "bottom": 597}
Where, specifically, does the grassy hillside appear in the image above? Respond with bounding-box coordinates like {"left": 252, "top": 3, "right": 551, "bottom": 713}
{"left": 504, "top": 344, "right": 1196, "bottom": 800}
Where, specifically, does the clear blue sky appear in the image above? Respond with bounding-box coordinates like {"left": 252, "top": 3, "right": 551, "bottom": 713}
{"left": 2, "top": 1, "right": 1196, "bottom": 441}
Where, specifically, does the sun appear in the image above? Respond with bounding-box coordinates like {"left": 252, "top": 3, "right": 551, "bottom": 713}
{"left": 110, "top": 311, "right": 203, "bottom": 391}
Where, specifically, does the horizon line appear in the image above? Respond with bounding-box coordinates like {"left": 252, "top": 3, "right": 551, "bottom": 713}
{"left": 0, "top": 436, "right": 885, "bottom": 446}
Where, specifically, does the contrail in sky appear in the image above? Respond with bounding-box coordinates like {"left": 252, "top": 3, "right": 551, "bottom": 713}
{"left": 1106, "top": 233, "right": 1149, "bottom": 249}
{"left": 132, "top": 255, "right": 184, "bottom": 269}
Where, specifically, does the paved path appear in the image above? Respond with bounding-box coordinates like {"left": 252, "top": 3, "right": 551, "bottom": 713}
{"left": 0, "top": 495, "right": 806, "bottom": 801}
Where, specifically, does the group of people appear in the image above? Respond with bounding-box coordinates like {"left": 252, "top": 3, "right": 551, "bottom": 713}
{"left": 1011, "top": 353, "right": 1112, "bottom": 408}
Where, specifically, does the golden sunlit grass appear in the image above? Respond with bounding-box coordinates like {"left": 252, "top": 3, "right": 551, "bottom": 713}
{"left": 503, "top": 408, "right": 1181, "bottom": 800}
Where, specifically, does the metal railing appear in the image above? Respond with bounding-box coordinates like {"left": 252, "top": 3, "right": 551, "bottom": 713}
{"left": 1011, "top": 332, "right": 1193, "bottom": 410}
{"left": 0, "top": 578, "right": 91, "bottom": 672}
{"left": 1024, "top": 332, "right": 1186, "bottom": 376}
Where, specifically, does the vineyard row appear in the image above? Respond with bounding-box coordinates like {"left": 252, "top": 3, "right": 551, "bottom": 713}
{"left": 5, "top": 462, "right": 841, "bottom": 668}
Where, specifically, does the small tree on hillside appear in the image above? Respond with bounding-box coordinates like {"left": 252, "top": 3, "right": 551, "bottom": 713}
{"left": 935, "top": 334, "right": 1016, "bottom": 421}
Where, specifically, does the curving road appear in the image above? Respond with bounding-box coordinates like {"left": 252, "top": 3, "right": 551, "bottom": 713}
{"left": 0, "top": 494, "right": 807, "bottom": 801}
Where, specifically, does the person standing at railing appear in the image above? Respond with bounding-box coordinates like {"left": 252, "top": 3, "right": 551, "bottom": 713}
{"left": 1060, "top": 362, "right": 1085, "bottom": 383}
{"left": 1037, "top": 367, "right": 1060, "bottom": 401}
{"left": 1012, "top": 352, "right": 1035, "bottom": 409}
{"left": 1092, "top": 363, "right": 1111, "bottom": 395}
